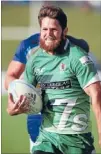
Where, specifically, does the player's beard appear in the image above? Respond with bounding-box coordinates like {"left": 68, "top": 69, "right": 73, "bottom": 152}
{"left": 39, "top": 35, "right": 66, "bottom": 55}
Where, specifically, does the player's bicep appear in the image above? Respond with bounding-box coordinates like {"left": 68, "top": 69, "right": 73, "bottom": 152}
{"left": 84, "top": 81, "right": 101, "bottom": 104}
{"left": 6, "top": 61, "right": 25, "bottom": 78}
{"left": 5, "top": 61, "right": 25, "bottom": 90}
{"left": 84, "top": 81, "right": 100, "bottom": 95}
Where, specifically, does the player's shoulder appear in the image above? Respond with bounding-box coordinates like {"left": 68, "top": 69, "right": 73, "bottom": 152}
{"left": 69, "top": 41, "right": 88, "bottom": 60}
{"left": 68, "top": 44, "right": 93, "bottom": 67}
{"left": 21, "top": 33, "right": 40, "bottom": 46}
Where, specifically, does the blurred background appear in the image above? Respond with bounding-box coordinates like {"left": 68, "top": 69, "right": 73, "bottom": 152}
{"left": 1, "top": 1, "right": 101, "bottom": 153}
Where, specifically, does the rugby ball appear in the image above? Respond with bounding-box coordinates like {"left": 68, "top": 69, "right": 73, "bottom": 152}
{"left": 8, "top": 79, "right": 42, "bottom": 114}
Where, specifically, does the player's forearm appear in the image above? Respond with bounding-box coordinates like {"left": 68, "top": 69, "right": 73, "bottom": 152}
{"left": 4, "top": 61, "right": 25, "bottom": 90}
{"left": 92, "top": 102, "right": 101, "bottom": 133}
{"left": 86, "top": 82, "right": 101, "bottom": 136}
{"left": 92, "top": 98, "right": 101, "bottom": 147}
{"left": 5, "top": 75, "right": 17, "bottom": 90}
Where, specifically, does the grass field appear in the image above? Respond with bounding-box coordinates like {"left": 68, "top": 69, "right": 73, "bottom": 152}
{"left": 2, "top": 95, "right": 29, "bottom": 153}
{"left": 2, "top": 4, "right": 29, "bottom": 27}
{"left": 1, "top": 40, "right": 21, "bottom": 70}
{"left": 1, "top": 2, "right": 101, "bottom": 154}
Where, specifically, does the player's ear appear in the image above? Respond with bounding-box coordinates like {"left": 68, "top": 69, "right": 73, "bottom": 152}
{"left": 63, "top": 27, "right": 68, "bottom": 39}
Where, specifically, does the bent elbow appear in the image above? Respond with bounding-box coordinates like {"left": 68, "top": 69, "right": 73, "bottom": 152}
{"left": 4, "top": 81, "right": 8, "bottom": 90}
{"left": 4, "top": 75, "right": 9, "bottom": 90}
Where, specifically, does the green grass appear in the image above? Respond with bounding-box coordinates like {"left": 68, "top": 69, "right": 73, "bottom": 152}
{"left": 1, "top": 40, "right": 21, "bottom": 70}
{"left": 64, "top": 7, "right": 101, "bottom": 62}
{"left": 2, "top": 95, "right": 29, "bottom": 153}
{"left": 1, "top": 4, "right": 29, "bottom": 27}
{"left": 2, "top": 95, "right": 101, "bottom": 153}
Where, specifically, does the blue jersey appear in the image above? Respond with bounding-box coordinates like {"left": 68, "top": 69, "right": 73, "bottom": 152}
{"left": 13, "top": 33, "right": 40, "bottom": 64}
{"left": 13, "top": 33, "right": 90, "bottom": 142}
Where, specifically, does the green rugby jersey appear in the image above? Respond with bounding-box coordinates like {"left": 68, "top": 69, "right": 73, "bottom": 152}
{"left": 24, "top": 39, "right": 100, "bottom": 134}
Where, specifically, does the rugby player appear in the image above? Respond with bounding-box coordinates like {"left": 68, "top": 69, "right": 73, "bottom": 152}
{"left": 23, "top": 5, "right": 101, "bottom": 154}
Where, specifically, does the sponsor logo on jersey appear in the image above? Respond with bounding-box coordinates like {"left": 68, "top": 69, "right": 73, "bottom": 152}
{"left": 60, "top": 63, "right": 66, "bottom": 71}
{"left": 34, "top": 67, "right": 45, "bottom": 75}
{"left": 79, "top": 56, "right": 93, "bottom": 65}
{"left": 39, "top": 80, "right": 71, "bottom": 90}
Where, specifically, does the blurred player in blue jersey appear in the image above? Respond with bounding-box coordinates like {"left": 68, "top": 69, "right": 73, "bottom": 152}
{"left": 5, "top": 32, "right": 98, "bottom": 153}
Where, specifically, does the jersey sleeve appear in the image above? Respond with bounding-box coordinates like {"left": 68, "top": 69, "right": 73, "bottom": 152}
{"left": 13, "top": 40, "right": 27, "bottom": 64}
{"left": 24, "top": 57, "right": 37, "bottom": 86}
{"left": 70, "top": 48, "right": 100, "bottom": 88}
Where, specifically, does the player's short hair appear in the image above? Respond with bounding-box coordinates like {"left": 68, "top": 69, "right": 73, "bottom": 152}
{"left": 38, "top": 5, "right": 67, "bottom": 30}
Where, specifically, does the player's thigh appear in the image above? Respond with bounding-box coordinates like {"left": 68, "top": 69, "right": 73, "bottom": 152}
{"left": 32, "top": 141, "right": 63, "bottom": 154}
{"left": 67, "top": 146, "right": 96, "bottom": 154}
{"left": 33, "top": 150, "right": 63, "bottom": 154}
{"left": 33, "top": 151, "right": 54, "bottom": 154}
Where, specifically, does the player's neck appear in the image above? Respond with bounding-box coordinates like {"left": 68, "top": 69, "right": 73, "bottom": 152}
{"left": 47, "top": 51, "right": 55, "bottom": 55}
{"left": 53, "top": 39, "right": 67, "bottom": 55}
